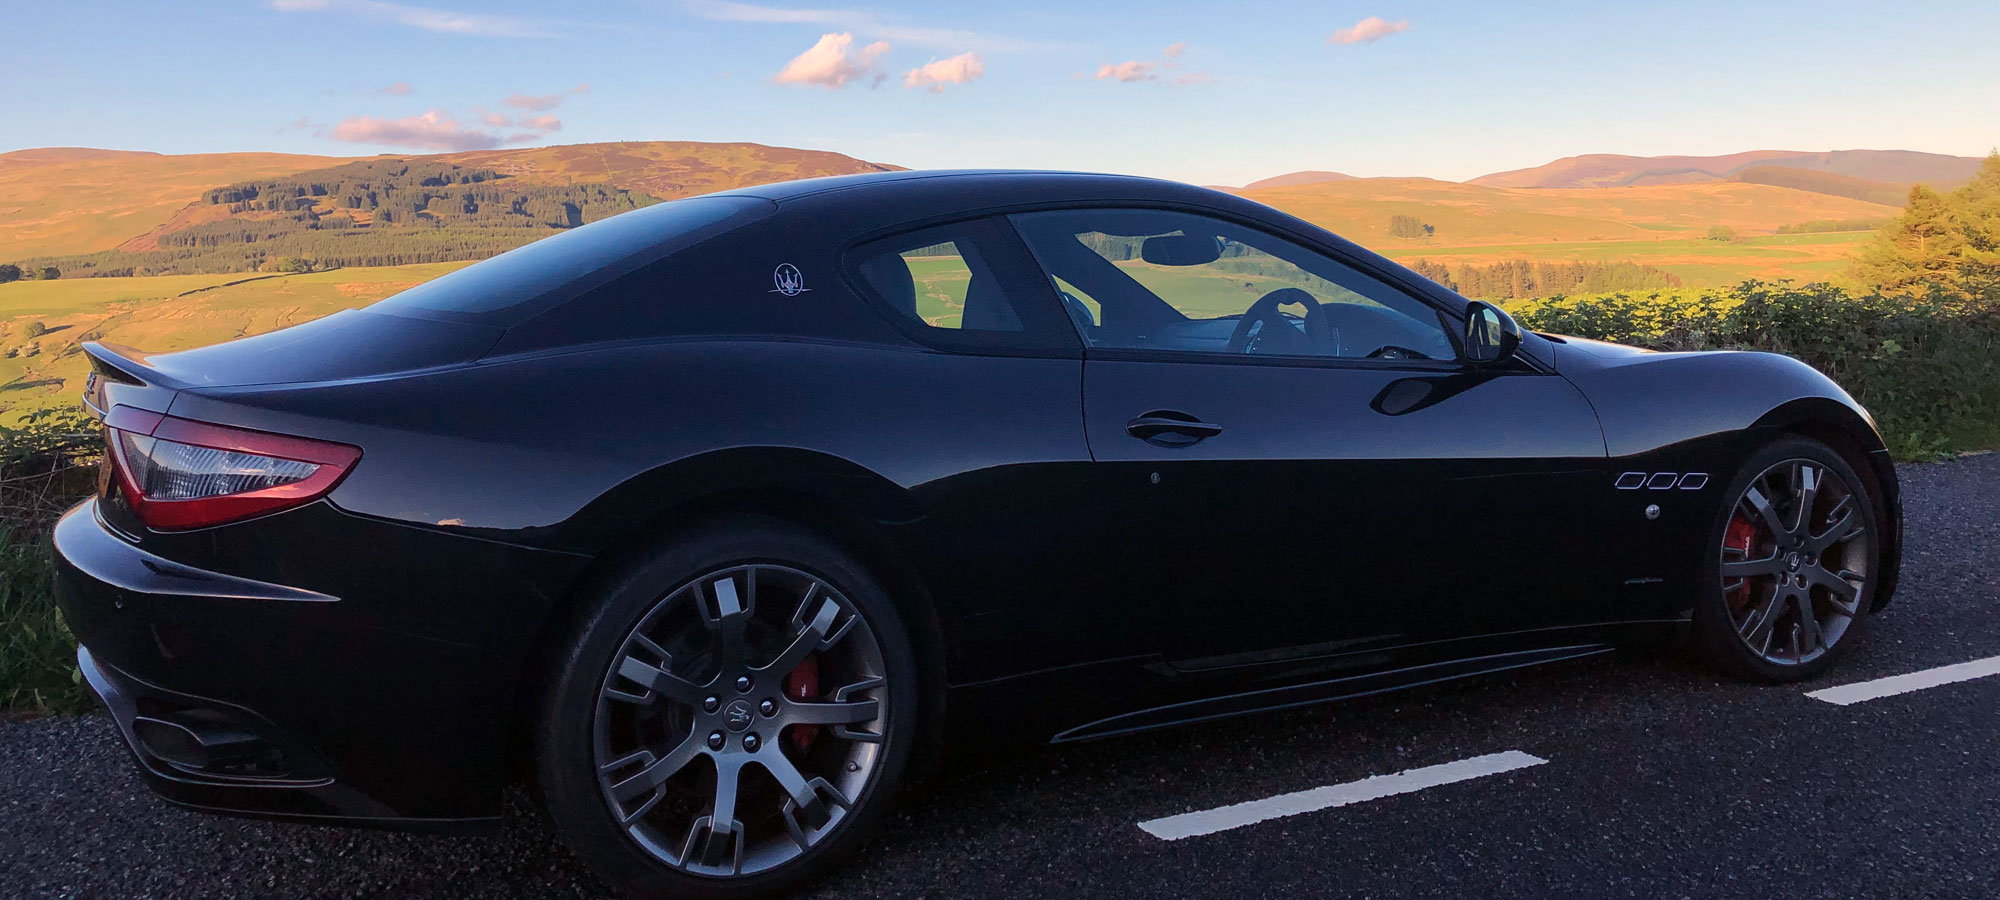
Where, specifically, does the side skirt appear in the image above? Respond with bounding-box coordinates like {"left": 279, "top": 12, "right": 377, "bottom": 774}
{"left": 1048, "top": 644, "right": 1613, "bottom": 744}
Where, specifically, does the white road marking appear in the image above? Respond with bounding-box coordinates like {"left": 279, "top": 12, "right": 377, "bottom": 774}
{"left": 1805, "top": 655, "right": 2000, "bottom": 706}
{"left": 1136, "top": 750, "right": 1547, "bottom": 841}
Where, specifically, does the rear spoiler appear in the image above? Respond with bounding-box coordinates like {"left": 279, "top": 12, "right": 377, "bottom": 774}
{"left": 81, "top": 342, "right": 189, "bottom": 420}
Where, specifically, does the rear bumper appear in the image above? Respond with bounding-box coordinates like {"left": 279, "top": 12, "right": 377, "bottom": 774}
{"left": 53, "top": 498, "right": 586, "bottom": 831}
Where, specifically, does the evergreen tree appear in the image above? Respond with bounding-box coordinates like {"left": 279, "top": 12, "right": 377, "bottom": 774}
{"left": 1851, "top": 184, "right": 1967, "bottom": 294}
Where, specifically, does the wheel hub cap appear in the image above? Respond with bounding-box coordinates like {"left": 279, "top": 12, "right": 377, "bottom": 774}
{"left": 722, "top": 699, "right": 754, "bottom": 732}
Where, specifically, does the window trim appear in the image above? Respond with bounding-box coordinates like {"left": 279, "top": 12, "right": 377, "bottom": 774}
{"left": 838, "top": 215, "right": 1083, "bottom": 358}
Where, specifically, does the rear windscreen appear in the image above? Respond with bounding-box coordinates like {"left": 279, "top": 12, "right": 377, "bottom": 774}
{"left": 369, "top": 195, "right": 774, "bottom": 322}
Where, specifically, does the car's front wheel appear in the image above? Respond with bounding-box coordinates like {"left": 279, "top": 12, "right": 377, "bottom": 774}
{"left": 1692, "top": 436, "right": 1880, "bottom": 681}
{"left": 536, "top": 519, "right": 918, "bottom": 899}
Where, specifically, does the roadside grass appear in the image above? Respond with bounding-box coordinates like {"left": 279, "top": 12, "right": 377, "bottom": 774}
{"left": 0, "top": 530, "right": 87, "bottom": 714}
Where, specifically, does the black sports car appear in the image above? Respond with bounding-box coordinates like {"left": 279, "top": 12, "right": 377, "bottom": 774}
{"left": 54, "top": 170, "right": 1901, "bottom": 898}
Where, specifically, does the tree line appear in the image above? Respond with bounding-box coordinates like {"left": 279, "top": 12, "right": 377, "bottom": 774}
{"left": 1407, "top": 259, "right": 1683, "bottom": 299}
{"left": 19, "top": 159, "right": 661, "bottom": 278}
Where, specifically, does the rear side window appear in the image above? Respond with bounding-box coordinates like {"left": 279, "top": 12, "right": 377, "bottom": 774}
{"left": 847, "top": 218, "right": 1077, "bottom": 353}
{"left": 370, "top": 196, "right": 773, "bottom": 322}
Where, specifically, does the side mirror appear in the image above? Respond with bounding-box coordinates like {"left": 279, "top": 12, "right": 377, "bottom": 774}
{"left": 1462, "top": 301, "right": 1522, "bottom": 365}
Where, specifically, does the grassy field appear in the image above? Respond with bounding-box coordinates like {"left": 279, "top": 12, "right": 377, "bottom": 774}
{"left": 1379, "top": 230, "right": 1871, "bottom": 286}
{"left": 1236, "top": 177, "right": 1900, "bottom": 246}
{"left": 0, "top": 263, "right": 471, "bottom": 420}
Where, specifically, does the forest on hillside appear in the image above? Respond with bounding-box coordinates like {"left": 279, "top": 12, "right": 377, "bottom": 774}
{"left": 10, "top": 159, "right": 659, "bottom": 278}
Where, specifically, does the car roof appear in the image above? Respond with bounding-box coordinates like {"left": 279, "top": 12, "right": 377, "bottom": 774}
{"left": 717, "top": 169, "right": 1222, "bottom": 207}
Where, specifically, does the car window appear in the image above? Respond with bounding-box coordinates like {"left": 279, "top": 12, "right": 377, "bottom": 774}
{"left": 1010, "top": 208, "right": 1456, "bottom": 362}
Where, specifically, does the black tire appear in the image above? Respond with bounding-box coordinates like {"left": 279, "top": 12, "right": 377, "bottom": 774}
{"left": 1691, "top": 435, "right": 1880, "bottom": 682}
{"left": 535, "top": 517, "right": 920, "bottom": 900}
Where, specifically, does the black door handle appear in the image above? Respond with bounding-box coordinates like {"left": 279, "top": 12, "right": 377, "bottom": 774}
{"left": 1126, "top": 411, "right": 1222, "bottom": 446}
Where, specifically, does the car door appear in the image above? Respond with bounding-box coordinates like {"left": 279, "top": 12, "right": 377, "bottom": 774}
{"left": 1007, "top": 206, "right": 1608, "bottom": 676}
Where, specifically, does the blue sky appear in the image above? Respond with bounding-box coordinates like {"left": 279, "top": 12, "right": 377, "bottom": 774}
{"left": 4, "top": 0, "right": 1997, "bottom": 185}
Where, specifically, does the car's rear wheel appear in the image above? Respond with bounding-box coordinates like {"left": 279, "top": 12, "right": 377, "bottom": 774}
{"left": 1692, "top": 436, "right": 1879, "bottom": 682}
{"left": 536, "top": 519, "right": 918, "bottom": 899}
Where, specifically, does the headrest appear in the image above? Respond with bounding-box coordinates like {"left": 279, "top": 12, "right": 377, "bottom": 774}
{"left": 858, "top": 254, "right": 917, "bottom": 317}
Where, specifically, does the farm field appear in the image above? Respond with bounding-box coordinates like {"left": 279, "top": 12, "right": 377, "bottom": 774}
{"left": 0, "top": 263, "right": 470, "bottom": 420}
{"left": 1377, "top": 230, "right": 1871, "bottom": 286}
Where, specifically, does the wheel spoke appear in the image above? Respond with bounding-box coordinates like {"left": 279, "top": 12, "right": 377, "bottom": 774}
{"left": 758, "top": 751, "right": 823, "bottom": 810}
{"left": 1809, "top": 567, "right": 1864, "bottom": 614}
{"left": 1810, "top": 500, "right": 1864, "bottom": 552}
{"left": 1737, "top": 586, "right": 1782, "bottom": 648}
{"left": 1790, "top": 464, "right": 1821, "bottom": 533}
{"left": 704, "top": 575, "right": 751, "bottom": 662}
{"left": 605, "top": 736, "right": 703, "bottom": 805}
{"left": 758, "top": 588, "right": 840, "bottom": 675}
{"left": 1793, "top": 595, "right": 1824, "bottom": 654}
{"left": 788, "top": 697, "right": 880, "bottom": 726}
{"left": 1721, "top": 555, "right": 1785, "bottom": 579}
{"left": 613, "top": 655, "right": 707, "bottom": 706}
{"left": 1741, "top": 486, "right": 1789, "bottom": 539}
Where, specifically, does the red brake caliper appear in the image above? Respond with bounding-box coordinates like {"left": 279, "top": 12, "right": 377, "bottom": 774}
{"left": 1723, "top": 514, "right": 1759, "bottom": 610}
{"left": 784, "top": 654, "right": 821, "bottom": 754}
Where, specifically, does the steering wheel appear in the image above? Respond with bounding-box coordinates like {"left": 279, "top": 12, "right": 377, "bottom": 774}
{"left": 1226, "top": 288, "right": 1323, "bottom": 354}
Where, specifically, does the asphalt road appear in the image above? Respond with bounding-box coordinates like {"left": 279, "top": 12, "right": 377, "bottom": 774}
{"left": 4, "top": 454, "right": 1996, "bottom": 899}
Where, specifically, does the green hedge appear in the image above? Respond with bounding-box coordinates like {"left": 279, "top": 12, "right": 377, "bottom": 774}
{"left": 1508, "top": 281, "right": 2000, "bottom": 458}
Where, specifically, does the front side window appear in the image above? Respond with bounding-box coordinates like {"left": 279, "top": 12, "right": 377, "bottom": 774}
{"left": 1010, "top": 208, "right": 1456, "bottom": 362}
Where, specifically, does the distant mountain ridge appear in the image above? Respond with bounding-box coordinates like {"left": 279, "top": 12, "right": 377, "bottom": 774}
{"left": 1469, "top": 149, "right": 1982, "bottom": 189}
{"left": 1237, "top": 170, "right": 1356, "bottom": 190}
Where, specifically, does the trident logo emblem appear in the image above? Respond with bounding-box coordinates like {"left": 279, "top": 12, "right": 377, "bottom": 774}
{"left": 771, "top": 263, "right": 810, "bottom": 296}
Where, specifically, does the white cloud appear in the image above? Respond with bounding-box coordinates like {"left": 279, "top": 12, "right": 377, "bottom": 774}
{"left": 1327, "top": 16, "right": 1409, "bottom": 45}
{"left": 774, "top": 33, "right": 892, "bottom": 89}
{"left": 328, "top": 110, "right": 504, "bottom": 151}
{"left": 1096, "top": 60, "right": 1155, "bottom": 82}
{"left": 504, "top": 84, "right": 590, "bottom": 111}
{"left": 1094, "top": 42, "right": 1209, "bottom": 86}
{"left": 379, "top": 81, "right": 413, "bottom": 95}
{"left": 269, "top": 0, "right": 554, "bottom": 37}
{"left": 320, "top": 85, "right": 572, "bottom": 152}
{"left": 682, "top": 0, "right": 1059, "bottom": 52}
{"left": 904, "top": 52, "right": 984, "bottom": 93}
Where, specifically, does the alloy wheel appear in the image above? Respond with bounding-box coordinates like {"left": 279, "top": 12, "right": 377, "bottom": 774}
{"left": 592, "top": 564, "right": 890, "bottom": 878}
{"left": 1719, "top": 458, "right": 1872, "bottom": 666}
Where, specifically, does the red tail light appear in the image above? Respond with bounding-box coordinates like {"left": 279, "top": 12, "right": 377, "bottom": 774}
{"left": 102, "top": 406, "right": 361, "bottom": 531}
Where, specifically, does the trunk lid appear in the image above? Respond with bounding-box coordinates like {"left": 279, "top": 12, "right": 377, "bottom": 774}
{"left": 82, "top": 310, "right": 502, "bottom": 415}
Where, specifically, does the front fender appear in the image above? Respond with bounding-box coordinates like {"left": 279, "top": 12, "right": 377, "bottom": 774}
{"left": 1559, "top": 343, "right": 1900, "bottom": 611}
